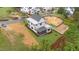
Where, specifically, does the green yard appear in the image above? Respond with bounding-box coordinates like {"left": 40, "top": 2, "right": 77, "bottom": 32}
{"left": 0, "top": 7, "right": 15, "bottom": 20}
{"left": 37, "top": 31, "right": 60, "bottom": 46}
{"left": 28, "top": 28, "right": 61, "bottom": 48}
{"left": 0, "top": 30, "right": 28, "bottom": 51}
{"left": 0, "top": 31, "right": 11, "bottom": 50}
{"left": 63, "top": 19, "right": 79, "bottom": 51}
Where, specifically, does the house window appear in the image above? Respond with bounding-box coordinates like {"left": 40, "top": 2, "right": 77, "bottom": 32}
{"left": 40, "top": 23, "right": 42, "bottom": 25}
{"left": 48, "top": 29, "right": 50, "bottom": 31}
{"left": 31, "top": 27, "right": 33, "bottom": 29}
{"left": 44, "top": 9, "right": 46, "bottom": 11}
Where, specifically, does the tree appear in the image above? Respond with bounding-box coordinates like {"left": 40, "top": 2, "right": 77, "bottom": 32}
{"left": 57, "top": 7, "right": 67, "bottom": 18}
{"left": 73, "top": 7, "right": 79, "bottom": 22}
{"left": 13, "top": 7, "right": 21, "bottom": 12}
{"left": 73, "top": 8, "right": 79, "bottom": 29}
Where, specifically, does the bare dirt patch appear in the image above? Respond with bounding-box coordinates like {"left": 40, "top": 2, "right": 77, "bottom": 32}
{"left": 44, "top": 16, "right": 63, "bottom": 26}
{"left": 55, "top": 24, "right": 69, "bottom": 34}
{"left": 7, "top": 23, "right": 38, "bottom": 47}
{"left": 44, "top": 16, "right": 69, "bottom": 34}
{"left": 51, "top": 35, "right": 66, "bottom": 50}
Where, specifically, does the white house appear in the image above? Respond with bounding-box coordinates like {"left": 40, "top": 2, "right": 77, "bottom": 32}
{"left": 42, "top": 7, "right": 53, "bottom": 12}
{"left": 20, "top": 7, "right": 40, "bottom": 14}
{"left": 65, "top": 7, "right": 75, "bottom": 17}
{"left": 26, "top": 14, "right": 52, "bottom": 35}
{"left": 20, "top": 7, "right": 54, "bottom": 15}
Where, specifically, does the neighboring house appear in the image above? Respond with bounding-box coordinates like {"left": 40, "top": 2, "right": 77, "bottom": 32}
{"left": 20, "top": 7, "right": 54, "bottom": 15}
{"left": 65, "top": 7, "right": 75, "bottom": 17}
{"left": 41, "top": 7, "right": 53, "bottom": 13}
{"left": 20, "top": 7, "right": 34, "bottom": 14}
{"left": 26, "top": 14, "right": 52, "bottom": 36}
{"left": 20, "top": 7, "right": 40, "bottom": 14}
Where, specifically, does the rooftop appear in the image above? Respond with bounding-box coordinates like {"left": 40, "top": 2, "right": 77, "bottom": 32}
{"left": 36, "top": 26, "right": 47, "bottom": 33}
{"left": 30, "top": 14, "right": 42, "bottom": 22}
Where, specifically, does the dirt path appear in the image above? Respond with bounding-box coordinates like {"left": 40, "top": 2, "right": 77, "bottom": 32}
{"left": 7, "top": 23, "right": 38, "bottom": 47}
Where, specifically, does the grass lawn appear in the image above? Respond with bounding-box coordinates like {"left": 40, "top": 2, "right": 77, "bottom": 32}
{"left": 0, "top": 7, "right": 14, "bottom": 20}
{"left": 62, "top": 18, "right": 79, "bottom": 50}
{"left": 45, "top": 13, "right": 79, "bottom": 50}
{"left": 37, "top": 32, "right": 60, "bottom": 47}
{"left": 64, "top": 19, "right": 79, "bottom": 42}
{"left": 0, "top": 29, "right": 28, "bottom": 51}
{"left": 28, "top": 28, "right": 60, "bottom": 47}
{"left": 0, "top": 31, "right": 11, "bottom": 50}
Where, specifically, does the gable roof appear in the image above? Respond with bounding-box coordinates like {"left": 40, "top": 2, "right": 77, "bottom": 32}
{"left": 30, "top": 14, "right": 42, "bottom": 22}
{"left": 36, "top": 26, "right": 47, "bottom": 32}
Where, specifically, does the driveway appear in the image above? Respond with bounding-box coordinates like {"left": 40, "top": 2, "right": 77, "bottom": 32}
{"left": 0, "top": 18, "right": 25, "bottom": 29}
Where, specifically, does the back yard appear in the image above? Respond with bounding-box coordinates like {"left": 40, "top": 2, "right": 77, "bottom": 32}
{"left": 27, "top": 27, "right": 61, "bottom": 49}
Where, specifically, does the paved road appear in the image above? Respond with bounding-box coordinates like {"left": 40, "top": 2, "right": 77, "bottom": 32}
{"left": 0, "top": 18, "right": 25, "bottom": 28}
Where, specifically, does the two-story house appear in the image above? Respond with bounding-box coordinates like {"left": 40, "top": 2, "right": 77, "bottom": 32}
{"left": 26, "top": 14, "right": 52, "bottom": 35}
{"left": 20, "top": 7, "right": 40, "bottom": 14}
{"left": 65, "top": 7, "right": 75, "bottom": 17}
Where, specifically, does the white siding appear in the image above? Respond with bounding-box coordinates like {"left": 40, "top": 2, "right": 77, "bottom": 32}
{"left": 34, "top": 18, "right": 46, "bottom": 29}
{"left": 26, "top": 16, "right": 52, "bottom": 34}
{"left": 28, "top": 21, "right": 37, "bottom": 33}
{"left": 27, "top": 18, "right": 38, "bottom": 24}
{"left": 35, "top": 22, "right": 46, "bottom": 29}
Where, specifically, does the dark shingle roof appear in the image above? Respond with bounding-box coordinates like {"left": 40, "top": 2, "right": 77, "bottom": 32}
{"left": 36, "top": 26, "right": 46, "bottom": 32}
{"left": 31, "top": 14, "right": 42, "bottom": 22}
